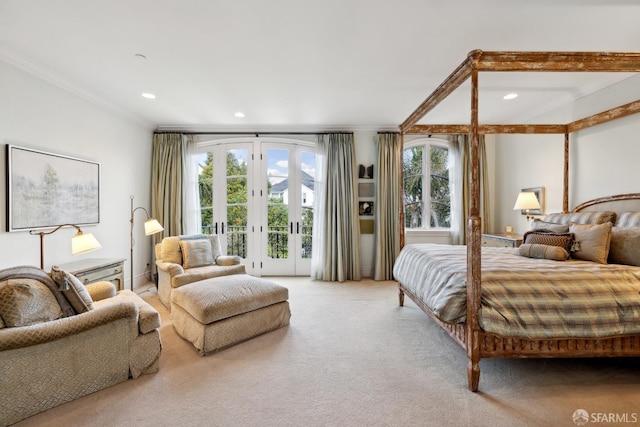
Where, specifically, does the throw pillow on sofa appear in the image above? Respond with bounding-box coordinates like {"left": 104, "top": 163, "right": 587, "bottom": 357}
{"left": 50, "top": 266, "right": 94, "bottom": 313}
{"left": 0, "top": 278, "right": 63, "bottom": 327}
{"left": 179, "top": 239, "right": 214, "bottom": 268}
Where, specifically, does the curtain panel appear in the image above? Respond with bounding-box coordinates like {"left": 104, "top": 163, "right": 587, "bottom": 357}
{"left": 373, "top": 133, "right": 402, "bottom": 280}
{"left": 311, "top": 133, "right": 361, "bottom": 282}
{"left": 151, "top": 132, "right": 200, "bottom": 241}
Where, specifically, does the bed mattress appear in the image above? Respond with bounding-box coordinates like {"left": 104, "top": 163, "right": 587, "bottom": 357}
{"left": 393, "top": 243, "right": 640, "bottom": 338}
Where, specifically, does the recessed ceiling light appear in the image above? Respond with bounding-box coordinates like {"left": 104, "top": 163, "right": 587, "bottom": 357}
{"left": 503, "top": 93, "right": 518, "bottom": 100}
{"left": 141, "top": 93, "right": 156, "bottom": 99}
{"left": 234, "top": 111, "right": 245, "bottom": 118}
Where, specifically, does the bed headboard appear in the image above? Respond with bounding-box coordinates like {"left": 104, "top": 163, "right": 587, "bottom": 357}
{"left": 573, "top": 193, "right": 640, "bottom": 216}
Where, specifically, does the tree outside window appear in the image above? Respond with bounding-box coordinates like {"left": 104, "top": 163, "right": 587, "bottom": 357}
{"left": 403, "top": 140, "right": 451, "bottom": 229}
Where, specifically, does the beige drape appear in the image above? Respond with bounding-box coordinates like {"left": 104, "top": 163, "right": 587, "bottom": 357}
{"left": 151, "top": 133, "right": 185, "bottom": 239}
{"left": 373, "top": 133, "right": 402, "bottom": 280}
{"left": 311, "top": 133, "right": 361, "bottom": 282}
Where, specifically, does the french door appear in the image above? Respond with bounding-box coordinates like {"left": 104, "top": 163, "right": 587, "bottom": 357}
{"left": 197, "top": 138, "right": 315, "bottom": 276}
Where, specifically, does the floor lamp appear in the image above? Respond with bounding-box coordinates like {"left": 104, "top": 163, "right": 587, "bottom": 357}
{"left": 130, "top": 195, "right": 164, "bottom": 291}
{"left": 29, "top": 224, "right": 102, "bottom": 269}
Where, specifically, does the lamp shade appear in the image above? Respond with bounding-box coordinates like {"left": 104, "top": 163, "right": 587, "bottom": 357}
{"left": 144, "top": 219, "right": 164, "bottom": 236}
{"left": 71, "top": 232, "right": 102, "bottom": 255}
{"left": 513, "top": 191, "right": 541, "bottom": 211}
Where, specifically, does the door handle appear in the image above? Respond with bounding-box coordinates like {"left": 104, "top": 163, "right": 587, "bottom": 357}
{"left": 221, "top": 222, "right": 225, "bottom": 234}
{"left": 214, "top": 223, "right": 218, "bottom": 234}
{"left": 290, "top": 222, "right": 293, "bottom": 234}
{"left": 296, "top": 222, "right": 300, "bottom": 234}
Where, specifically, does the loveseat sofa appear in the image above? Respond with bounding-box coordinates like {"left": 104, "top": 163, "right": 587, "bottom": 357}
{"left": 0, "top": 266, "right": 162, "bottom": 425}
{"left": 155, "top": 234, "right": 245, "bottom": 310}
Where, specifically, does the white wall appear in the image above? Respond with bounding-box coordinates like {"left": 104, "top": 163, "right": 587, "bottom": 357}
{"left": 0, "top": 60, "right": 155, "bottom": 290}
{"left": 494, "top": 74, "right": 640, "bottom": 235}
{"left": 353, "top": 131, "right": 377, "bottom": 277}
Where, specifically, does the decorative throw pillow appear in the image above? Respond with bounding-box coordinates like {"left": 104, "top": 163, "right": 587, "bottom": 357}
{"left": 523, "top": 230, "right": 574, "bottom": 253}
{"left": 51, "top": 267, "right": 94, "bottom": 313}
{"left": 0, "top": 279, "right": 63, "bottom": 327}
{"left": 180, "top": 234, "right": 223, "bottom": 262}
{"left": 179, "top": 239, "right": 214, "bottom": 268}
{"left": 530, "top": 219, "right": 570, "bottom": 233}
{"left": 616, "top": 212, "right": 640, "bottom": 228}
{"left": 608, "top": 226, "right": 640, "bottom": 266}
{"left": 209, "top": 235, "right": 224, "bottom": 262}
{"left": 161, "top": 236, "right": 183, "bottom": 265}
{"left": 569, "top": 222, "right": 613, "bottom": 264}
{"left": 518, "top": 243, "right": 570, "bottom": 261}
{"left": 543, "top": 211, "right": 617, "bottom": 226}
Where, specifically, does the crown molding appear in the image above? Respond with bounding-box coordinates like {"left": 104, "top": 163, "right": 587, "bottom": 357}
{"left": 0, "top": 42, "right": 152, "bottom": 127}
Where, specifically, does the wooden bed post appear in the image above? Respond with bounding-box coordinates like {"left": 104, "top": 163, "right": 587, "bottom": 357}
{"left": 466, "top": 53, "right": 482, "bottom": 392}
{"left": 563, "top": 133, "right": 570, "bottom": 213}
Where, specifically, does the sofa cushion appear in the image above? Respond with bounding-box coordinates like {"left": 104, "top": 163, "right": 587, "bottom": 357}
{"left": 50, "top": 267, "right": 94, "bottom": 313}
{"left": 0, "top": 278, "right": 63, "bottom": 327}
{"left": 0, "top": 266, "right": 75, "bottom": 318}
{"left": 180, "top": 239, "right": 214, "bottom": 268}
{"left": 569, "top": 222, "right": 613, "bottom": 264}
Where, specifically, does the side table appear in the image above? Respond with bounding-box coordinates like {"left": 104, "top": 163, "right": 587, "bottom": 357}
{"left": 481, "top": 233, "right": 523, "bottom": 248}
{"left": 56, "top": 258, "right": 126, "bottom": 291}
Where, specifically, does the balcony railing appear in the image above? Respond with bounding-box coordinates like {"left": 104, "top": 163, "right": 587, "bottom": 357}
{"left": 201, "top": 224, "right": 312, "bottom": 259}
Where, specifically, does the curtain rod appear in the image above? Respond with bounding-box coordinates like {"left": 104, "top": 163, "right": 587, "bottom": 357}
{"left": 153, "top": 131, "right": 354, "bottom": 136}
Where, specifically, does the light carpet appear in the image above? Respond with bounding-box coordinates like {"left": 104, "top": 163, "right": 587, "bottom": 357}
{"left": 15, "top": 277, "right": 640, "bottom": 427}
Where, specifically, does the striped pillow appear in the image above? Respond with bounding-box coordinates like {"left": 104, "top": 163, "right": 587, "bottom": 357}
{"left": 616, "top": 212, "right": 640, "bottom": 228}
{"left": 179, "top": 239, "right": 214, "bottom": 268}
{"left": 543, "top": 211, "right": 617, "bottom": 226}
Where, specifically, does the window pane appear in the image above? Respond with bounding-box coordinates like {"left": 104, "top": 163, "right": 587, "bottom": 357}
{"left": 198, "top": 152, "right": 214, "bottom": 233}
{"left": 403, "top": 147, "right": 423, "bottom": 229}
{"left": 430, "top": 145, "right": 450, "bottom": 228}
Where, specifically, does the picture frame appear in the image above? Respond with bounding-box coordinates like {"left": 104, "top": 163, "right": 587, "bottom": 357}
{"left": 6, "top": 145, "right": 100, "bottom": 232}
{"left": 359, "top": 201, "right": 374, "bottom": 216}
{"left": 358, "top": 182, "right": 374, "bottom": 198}
{"left": 358, "top": 164, "right": 374, "bottom": 179}
{"left": 521, "top": 186, "right": 545, "bottom": 216}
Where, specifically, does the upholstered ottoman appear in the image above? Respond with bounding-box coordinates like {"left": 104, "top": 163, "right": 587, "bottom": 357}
{"left": 171, "top": 274, "right": 291, "bottom": 355}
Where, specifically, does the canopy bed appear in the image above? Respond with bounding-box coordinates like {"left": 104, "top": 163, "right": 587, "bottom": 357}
{"left": 394, "top": 50, "right": 640, "bottom": 391}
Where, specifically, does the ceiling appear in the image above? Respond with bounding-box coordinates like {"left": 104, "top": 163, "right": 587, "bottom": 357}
{"left": 1, "top": 0, "right": 639, "bottom": 131}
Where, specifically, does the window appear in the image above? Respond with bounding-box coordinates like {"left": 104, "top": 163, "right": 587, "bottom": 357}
{"left": 403, "top": 139, "right": 451, "bottom": 229}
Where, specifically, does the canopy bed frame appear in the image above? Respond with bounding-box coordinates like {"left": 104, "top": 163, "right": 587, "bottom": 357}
{"left": 397, "top": 50, "right": 640, "bottom": 391}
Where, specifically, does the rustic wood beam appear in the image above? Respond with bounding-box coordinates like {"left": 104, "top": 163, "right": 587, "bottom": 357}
{"left": 400, "top": 51, "right": 480, "bottom": 133}
{"left": 568, "top": 99, "right": 640, "bottom": 133}
{"left": 405, "top": 124, "right": 568, "bottom": 134}
{"left": 563, "top": 133, "right": 569, "bottom": 213}
{"left": 466, "top": 63, "right": 481, "bottom": 392}
{"left": 476, "top": 51, "right": 640, "bottom": 72}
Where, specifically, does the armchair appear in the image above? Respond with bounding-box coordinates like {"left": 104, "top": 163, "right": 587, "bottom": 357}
{"left": 155, "top": 234, "right": 245, "bottom": 310}
{"left": 0, "top": 266, "right": 161, "bottom": 425}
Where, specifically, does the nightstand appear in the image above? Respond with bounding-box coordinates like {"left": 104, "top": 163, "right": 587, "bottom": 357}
{"left": 481, "top": 233, "right": 523, "bottom": 248}
{"left": 56, "top": 258, "right": 126, "bottom": 291}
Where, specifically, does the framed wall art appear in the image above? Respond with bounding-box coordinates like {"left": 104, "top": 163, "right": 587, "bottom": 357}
{"left": 6, "top": 145, "right": 100, "bottom": 232}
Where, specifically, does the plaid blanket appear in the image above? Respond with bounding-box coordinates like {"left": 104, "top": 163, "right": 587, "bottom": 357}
{"left": 393, "top": 244, "right": 640, "bottom": 338}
